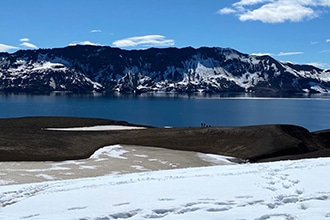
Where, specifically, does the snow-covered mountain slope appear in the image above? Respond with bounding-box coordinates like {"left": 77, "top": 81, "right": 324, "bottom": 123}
{"left": 1, "top": 46, "right": 329, "bottom": 94}
{"left": 0, "top": 157, "right": 330, "bottom": 219}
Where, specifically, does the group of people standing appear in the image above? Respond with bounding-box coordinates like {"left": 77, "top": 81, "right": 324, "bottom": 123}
{"left": 201, "top": 123, "right": 211, "bottom": 127}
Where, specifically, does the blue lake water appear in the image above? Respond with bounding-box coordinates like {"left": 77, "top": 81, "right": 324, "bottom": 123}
{"left": 1, "top": 93, "right": 330, "bottom": 132}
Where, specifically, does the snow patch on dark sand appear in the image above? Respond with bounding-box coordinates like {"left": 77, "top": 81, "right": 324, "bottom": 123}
{"left": 0, "top": 144, "right": 238, "bottom": 185}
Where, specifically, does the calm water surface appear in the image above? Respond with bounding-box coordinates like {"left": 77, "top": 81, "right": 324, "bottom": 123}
{"left": 1, "top": 93, "right": 330, "bottom": 131}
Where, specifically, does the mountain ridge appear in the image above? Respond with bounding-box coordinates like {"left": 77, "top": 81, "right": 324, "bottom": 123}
{"left": 0, "top": 45, "right": 329, "bottom": 94}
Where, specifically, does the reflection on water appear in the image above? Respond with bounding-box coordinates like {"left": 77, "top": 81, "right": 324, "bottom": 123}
{"left": 0, "top": 92, "right": 330, "bottom": 131}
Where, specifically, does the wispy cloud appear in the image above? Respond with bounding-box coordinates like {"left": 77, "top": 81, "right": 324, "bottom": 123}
{"left": 69, "top": 41, "right": 100, "bottom": 46}
{"left": 276, "top": 51, "right": 304, "bottom": 56}
{"left": 112, "top": 35, "right": 175, "bottom": 48}
{"left": 20, "top": 38, "right": 30, "bottom": 42}
{"left": 0, "top": 38, "right": 38, "bottom": 52}
{"left": 321, "top": 49, "right": 330, "bottom": 53}
{"left": 326, "top": 39, "right": 330, "bottom": 43}
{"left": 19, "top": 38, "right": 38, "bottom": 49}
{"left": 90, "top": 29, "right": 102, "bottom": 33}
{"left": 218, "top": 0, "right": 330, "bottom": 23}
{"left": 20, "top": 42, "right": 38, "bottom": 49}
{"left": 0, "top": 43, "right": 18, "bottom": 52}
{"left": 219, "top": 7, "right": 237, "bottom": 14}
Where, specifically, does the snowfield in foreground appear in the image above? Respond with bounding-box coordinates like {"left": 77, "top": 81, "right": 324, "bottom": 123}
{"left": 1, "top": 157, "right": 330, "bottom": 219}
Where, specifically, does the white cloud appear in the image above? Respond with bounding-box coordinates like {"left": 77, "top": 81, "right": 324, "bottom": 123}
{"left": 240, "top": 2, "right": 315, "bottom": 23}
{"left": 219, "top": 0, "right": 330, "bottom": 23}
{"left": 112, "top": 35, "right": 175, "bottom": 48}
{"left": 20, "top": 42, "right": 38, "bottom": 49}
{"left": 319, "top": 0, "right": 330, "bottom": 7}
{"left": 69, "top": 41, "right": 100, "bottom": 46}
{"left": 19, "top": 38, "right": 38, "bottom": 49}
{"left": 90, "top": 29, "right": 102, "bottom": 33}
{"left": 0, "top": 43, "right": 18, "bottom": 52}
{"left": 326, "top": 39, "right": 330, "bottom": 43}
{"left": 233, "top": 0, "right": 270, "bottom": 6}
{"left": 219, "top": 7, "right": 236, "bottom": 14}
{"left": 20, "top": 38, "right": 30, "bottom": 42}
{"left": 276, "top": 51, "right": 304, "bottom": 56}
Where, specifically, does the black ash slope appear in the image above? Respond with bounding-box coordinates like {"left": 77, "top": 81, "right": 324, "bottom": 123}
{"left": 0, "top": 116, "right": 329, "bottom": 162}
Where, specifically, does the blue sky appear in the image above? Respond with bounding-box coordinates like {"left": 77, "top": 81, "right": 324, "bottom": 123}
{"left": 1, "top": 0, "right": 329, "bottom": 69}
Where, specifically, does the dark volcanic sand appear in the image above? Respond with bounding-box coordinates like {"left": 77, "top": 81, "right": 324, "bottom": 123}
{"left": 0, "top": 116, "right": 330, "bottom": 162}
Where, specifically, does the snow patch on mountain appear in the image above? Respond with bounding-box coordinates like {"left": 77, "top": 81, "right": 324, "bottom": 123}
{"left": 0, "top": 46, "right": 329, "bottom": 94}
